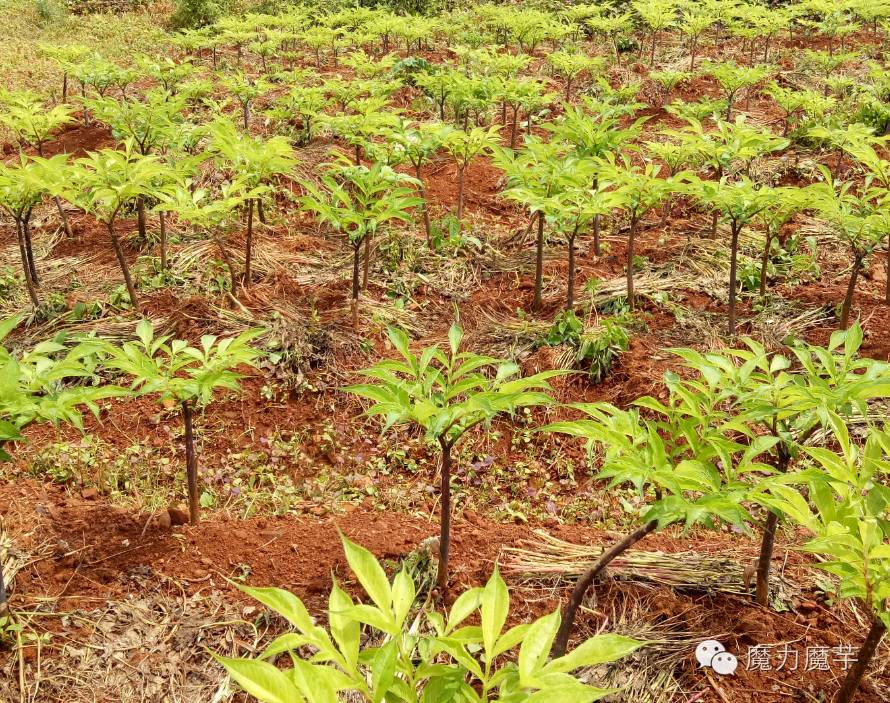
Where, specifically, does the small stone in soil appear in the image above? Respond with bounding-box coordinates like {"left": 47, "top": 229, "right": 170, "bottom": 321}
{"left": 168, "top": 507, "right": 190, "bottom": 525}
{"left": 155, "top": 511, "right": 172, "bottom": 530}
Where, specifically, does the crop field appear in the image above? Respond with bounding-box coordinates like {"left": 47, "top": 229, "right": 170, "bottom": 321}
{"left": 0, "top": 0, "right": 889, "bottom": 700}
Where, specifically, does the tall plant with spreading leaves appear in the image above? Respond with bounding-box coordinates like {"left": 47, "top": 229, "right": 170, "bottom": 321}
{"left": 345, "top": 325, "right": 562, "bottom": 589}
{"left": 73, "top": 143, "right": 172, "bottom": 312}
{"left": 101, "top": 321, "right": 260, "bottom": 525}
{"left": 302, "top": 158, "right": 421, "bottom": 326}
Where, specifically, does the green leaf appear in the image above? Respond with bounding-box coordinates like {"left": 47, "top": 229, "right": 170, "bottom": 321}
{"left": 480, "top": 566, "right": 509, "bottom": 662}
{"left": 446, "top": 587, "right": 483, "bottom": 634}
{"left": 235, "top": 584, "right": 316, "bottom": 634}
{"left": 492, "top": 623, "right": 531, "bottom": 658}
{"left": 343, "top": 604, "right": 396, "bottom": 634}
{"left": 524, "top": 683, "right": 616, "bottom": 703}
{"left": 370, "top": 640, "right": 398, "bottom": 703}
{"left": 328, "top": 580, "right": 360, "bottom": 669}
{"left": 545, "top": 634, "right": 644, "bottom": 675}
{"left": 518, "top": 610, "right": 560, "bottom": 687}
{"left": 213, "top": 654, "right": 304, "bottom": 703}
{"left": 448, "top": 324, "right": 463, "bottom": 357}
{"left": 340, "top": 532, "right": 393, "bottom": 616}
{"left": 391, "top": 568, "right": 416, "bottom": 630}
{"left": 289, "top": 660, "right": 338, "bottom": 703}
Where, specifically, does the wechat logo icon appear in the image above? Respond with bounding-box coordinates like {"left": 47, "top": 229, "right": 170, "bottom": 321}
{"left": 695, "top": 640, "right": 739, "bottom": 676}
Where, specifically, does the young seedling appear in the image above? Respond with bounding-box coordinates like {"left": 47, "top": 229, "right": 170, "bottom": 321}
{"left": 385, "top": 120, "right": 453, "bottom": 245}
{"left": 208, "top": 118, "right": 297, "bottom": 284}
{"left": 700, "top": 60, "right": 772, "bottom": 120}
{"left": 345, "top": 325, "right": 561, "bottom": 590}
{"left": 546, "top": 106, "right": 646, "bottom": 257}
{"left": 679, "top": 9, "right": 715, "bottom": 71}
{"left": 845, "top": 140, "right": 890, "bottom": 303}
{"left": 0, "top": 156, "right": 63, "bottom": 308}
{"left": 753, "top": 187, "right": 810, "bottom": 299}
{"left": 585, "top": 12, "right": 634, "bottom": 65}
{"left": 162, "top": 178, "right": 262, "bottom": 296}
{"left": 0, "top": 90, "right": 76, "bottom": 237}
{"left": 546, "top": 51, "right": 605, "bottom": 101}
{"left": 216, "top": 533, "right": 643, "bottom": 703}
{"left": 496, "top": 138, "right": 577, "bottom": 311}
{"left": 546, "top": 181, "right": 621, "bottom": 311}
{"left": 672, "top": 325, "right": 885, "bottom": 607}
{"left": 101, "top": 320, "right": 260, "bottom": 525}
{"left": 599, "top": 155, "right": 676, "bottom": 311}
{"left": 633, "top": 0, "right": 678, "bottom": 65}
{"left": 0, "top": 314, "right": 122, "bottom": 602}
{"left": 807, "top": 170, "right": 889, "bottom": 328}
{"left": 649, "top": 70, "right": 691, "bottom": 107}
{"left": 219, "top": 72, "right": 271, "bottom": 131}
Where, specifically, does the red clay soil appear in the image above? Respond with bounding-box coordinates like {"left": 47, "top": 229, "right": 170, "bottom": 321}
{"left": 4, "top": 28, "right": 890, "bottom": 703}
{"left": 1, "top": 480, "right": 887, "bottom": 703}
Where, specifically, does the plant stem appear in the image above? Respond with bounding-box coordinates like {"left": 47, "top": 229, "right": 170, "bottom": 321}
{"left": 534, "top": 211, "right": 544, "bottom": 310}
{"left": 456, "top": 165, "right": 466, "bottom": 225}
{"left": 566, "top": 225, "right": 577, "bottom": 311}
{"left": 415, "top": 165, "right": 432, "bottom": 246}
{"left": 159, "top": 212, "right": 167, "bottom": 271}
{"left": 834, "top": 617, "right": 887, "bottom": 703}
{"left": 756, "top": 510, "right": 779, "bottom": 606}
{"left": 626, "top": 214, "right": 638, "bottom": 311}
{"left": 54, "top": 197, "right": 73, "bottom": 238}
{"left": 15, "top": 220, "right": 39, "bottom": 309}
{"left": 728, "top": 221, "right": 741, "bottom": 337}
{"left": 211, "top": 234, "right": 237, "bottom": 296}
{"left": 551, "top": 518, "right": 658, "bottom": 658}
{"left": 436, "top": 438, "right": 453, "bottom": 591}
{"left": 592, "top": 214, "right": 601, "bottom": 256}
{"left": 840, "top": 253, "right": 863, "bottom": 329}
{"left": 136, "top": 197, "right": 147, "bottom": 242}
{"left": 244, "top": 199, "right": 254, "bottom": 288}
{"left": 0, "top": 555, "right": 6, "bottom": 608}
{"left": 759, "top": 229, "right": 772, "bottom": 299}
{"left": 257, "top": 198, "right": 266, "bottom": 225}
{"left": 109, "top": 225, "right": 140, "bottom": 312}
{"left": 885, "top": 237, "right": 889, "bottom": 305}
{"left": 182, "top": 401, "right": 200, "bottom": 526}
{"left": 351, "top": 239, "right": 361, "bottom": 328}
{"left": 22, "top": 216, "right": 38, "bottom": 286}
{"left": 362, "top": 234, "right": 371, "bottom": 291}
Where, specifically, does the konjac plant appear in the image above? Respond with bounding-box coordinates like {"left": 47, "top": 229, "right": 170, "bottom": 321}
{"left": 756, "top": 424, "right": 890, "bottom": 703}
{"left": 0, "top": 315, "right": 122, "bottom": 606}
{"left": 101, "top": 320, "right": 261, "bottom": 525}
{"left": 301, "top": 156, "right": 421, "bottom": 326}
{"left": 345, "top": 324, "right": 562, "bottom": 590}
{"left": 72, "top": 142, "right": 172, "bottom": 312}
{"left": 216, "top": 533, "right": 644, "bottom": 703}
{"left": 666, "top": 324, "right": 888, "bottom": 608}
{"left": 542, "top": 363, "right": 759, "bottom": 656}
